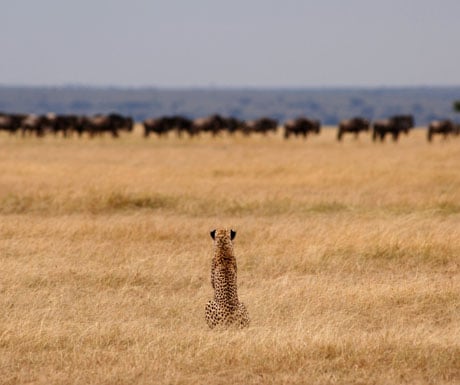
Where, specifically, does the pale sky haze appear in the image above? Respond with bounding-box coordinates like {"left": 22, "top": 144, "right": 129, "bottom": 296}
{"left": 1, "top": 0, "right": 459, "bottom": 87}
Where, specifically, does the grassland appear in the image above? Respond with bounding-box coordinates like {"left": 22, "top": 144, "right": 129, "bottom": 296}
{"left": 0, "top": 127, "right": 459, "bottom": 385}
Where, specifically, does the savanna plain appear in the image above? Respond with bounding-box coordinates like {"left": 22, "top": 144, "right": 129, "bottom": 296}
{"left": 0, "top": 127, "right": 459, "bottom": 385}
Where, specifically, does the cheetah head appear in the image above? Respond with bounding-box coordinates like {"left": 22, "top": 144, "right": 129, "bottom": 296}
{"left": 210, "top": 228, "right": 236, "bottom": 242}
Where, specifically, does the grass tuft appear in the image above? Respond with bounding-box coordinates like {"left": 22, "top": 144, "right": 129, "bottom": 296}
{"left": 101, "top": 191, "right": 179, "bottom": 211}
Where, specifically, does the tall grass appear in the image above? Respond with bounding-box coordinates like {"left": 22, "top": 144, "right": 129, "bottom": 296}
{"left": 0, "top": 128, "right": 459, "bottom": 384}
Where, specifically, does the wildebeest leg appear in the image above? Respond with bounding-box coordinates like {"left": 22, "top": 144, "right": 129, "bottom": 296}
{"left": 337, "top": 129, "right": 342, "bottom": 141}
{"left": 372, "top": 130, "right": 377, "bottom": 142}
{"left": 427, "top": 129, "right": 433, "bottom": 142}
{"left": 392, "top": 132, "right": 399, "bottom": 142}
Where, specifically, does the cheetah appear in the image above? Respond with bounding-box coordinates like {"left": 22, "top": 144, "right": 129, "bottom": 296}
{"left": 205, "top": 228, "right": 250, "bottom": 329}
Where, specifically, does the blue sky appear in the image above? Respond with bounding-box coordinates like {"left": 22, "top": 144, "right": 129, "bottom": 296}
{"left": 2, "top": 0, "right": 459, "bottom": 87}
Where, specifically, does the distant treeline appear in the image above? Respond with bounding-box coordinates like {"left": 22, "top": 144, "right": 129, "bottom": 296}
{"left": 0, "top": 86, "right": 459, "bottom": 126}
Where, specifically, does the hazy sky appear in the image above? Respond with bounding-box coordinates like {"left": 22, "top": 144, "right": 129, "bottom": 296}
{"left": 2, "top": 0, "right": 459, "bottom": 87}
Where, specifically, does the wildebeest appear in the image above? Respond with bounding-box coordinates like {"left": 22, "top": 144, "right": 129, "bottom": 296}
{"left": 20, "top": 114, "right": 55, "bottom": 137}
{"left": 143, "top": 117, "right": 169, "bottom": 137}
{"left": 284, "top": 117, "right": 321, "bottom": 139}
{"left": 0, "top": 112, "right": 26, "bottom": 134}
{"left": 192, "top": 114, "right": 228, "bottom": 136}
{"left": 80, "top": 113, "right": 133, "bottom": 138}
{"left": 222, "top": 116, "right": 246, "bottom": 135}
{"left": 109, "top": 113, "right": 133, "bottom": 133}
{"left": 51, "top": 114, "right": 82, "bottom": 137}
{"left": 393, "top": 115, "right": 415, "bottom": 134}
{"left": 337, "top": 117, "right": 370, "bottom": 141}
{"left": 144, "top": 115, "right": 194, "bottom": 137}
{"left": 372, "top": 115, "right": 415, "bottom": 142}
{"left": 427, "top": 120, "right": 457, "bottom": 142}
{"left": 173, "top": 116, "right": 195, "bottom": 136}
{"left": 242, "top": 117, "right": 278, "bottom": 135}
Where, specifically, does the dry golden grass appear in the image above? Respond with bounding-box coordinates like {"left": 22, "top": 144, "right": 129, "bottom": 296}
{"left": 0, "top": 127, "right": 459, "bottom": 384}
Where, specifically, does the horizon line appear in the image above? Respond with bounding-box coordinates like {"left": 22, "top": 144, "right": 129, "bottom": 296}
{"left": 1, "top": 83, "right": 460, "bottom": 91}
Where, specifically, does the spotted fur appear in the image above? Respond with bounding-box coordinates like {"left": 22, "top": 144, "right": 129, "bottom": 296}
{"left": 205, "top": 228, "right": 249, "bottom": 329}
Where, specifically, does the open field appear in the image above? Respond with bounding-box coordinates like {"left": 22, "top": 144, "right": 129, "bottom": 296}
{"left": 0, "top": 127, "right": 459, "bottom": 384}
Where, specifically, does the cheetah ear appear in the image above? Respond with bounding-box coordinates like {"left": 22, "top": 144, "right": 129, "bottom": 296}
{"left": 230, "top": 229, "right": 236, "bottom": 240}
{"left": 210, "top": 230, "right": 216, "bottom": 240}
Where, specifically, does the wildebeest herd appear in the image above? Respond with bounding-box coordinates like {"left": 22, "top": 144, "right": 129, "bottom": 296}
{"left": 143, "top": 115, "right": 279, "bottom": 137}
{"left": 0, "top": 111, "right": 458, "bottom": 142}
{"left": 337, "top": 115, "right": 417, "bottom": 142}
{"left": 0, "top": 112, "right": 133, "bottom": 138}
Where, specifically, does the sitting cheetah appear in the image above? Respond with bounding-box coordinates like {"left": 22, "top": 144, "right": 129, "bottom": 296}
{"left": 205, "top": 228, "right": 250, "bottom": 329}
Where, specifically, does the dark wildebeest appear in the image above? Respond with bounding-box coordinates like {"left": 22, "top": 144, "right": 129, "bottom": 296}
{"left": 284, "top": 117, "right": 321, "bottom": 139}
{"left": 192, "top": 114, "right": 227, "bottom": 136}
{"left": 242, "top": 117, "right": 278, "bottom": 136}
{"left": 427, "top": 120, "right": 457, "bottom": 142}
{"left": 169, "top": 115, "right": 194, "bottom": 137}
{"left": 372, "top": 115, "right": 415, "bottom": 142}
{"left": 393, "top": 115, "right": 415, "bottom": 135}
{"left": 222, "top": 116, "right": 246, "bottom": 135}
{"left": 337, "top": 117, "right": 370, "bottom": 141}
{"left": 80, "top": 113, "right": 133, "bottom": 138}
{"left": 51, "top": 114, "right": 82, "bottom": 137}
{"left": 20, "top": 114, "right": 54, "bottom": 137}
{"left": 0, "top": 113, "right": 26, "bottom": 135}
{"left": 143, "top": 117, "right": 169, "bottom": 137}
{"left": 143, "top": 115, "right": 193, "bottom": 137}
{"left": 108, "top": 113, "right": 133, "bottom": 133}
